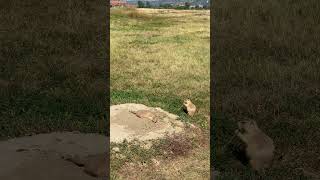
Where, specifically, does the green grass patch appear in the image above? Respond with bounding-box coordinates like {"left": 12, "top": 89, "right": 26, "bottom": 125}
{"left": 0, "top": 0, "right": 107, "bottom": 138}
{"left": 111, "top": 90, "right": 209, "bottom": 128}
{"left": 111, "top": 8, "right": 210, "bottom": 128}
{"left": 213, "top": 0, "right": 320, "bottom": 178}
{"left": 111, "top": 8, "right": 210, "bottom": 178}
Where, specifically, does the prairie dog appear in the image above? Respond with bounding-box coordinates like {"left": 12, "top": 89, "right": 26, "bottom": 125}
{"left": 183, "top": 99, "right": 196, "bottom": 116}
{"left": 235, "top": 120, "right": 274, "bottom": 172}
{"left": 130, "top": 110, "right": 157, "bottom": 123}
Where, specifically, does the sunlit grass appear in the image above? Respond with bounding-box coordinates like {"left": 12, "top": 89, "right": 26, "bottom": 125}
{"left": 110, "top": 8, "right": 210, "bottom": 179}
{"left": 111, "top": 8, "right": 210, "bottom": 127}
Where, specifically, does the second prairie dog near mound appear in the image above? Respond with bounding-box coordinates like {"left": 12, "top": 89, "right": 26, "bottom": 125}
{"left": 183, "top": 99, "right": 197, "bottom": 116}
{"left": 235, "top": 120, "right": 275, "bottom": 172}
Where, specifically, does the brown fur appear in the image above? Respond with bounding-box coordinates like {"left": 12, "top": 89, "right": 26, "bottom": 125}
{"left": 183, "top": 99, "right": 196, "bottom": 116}
{"left": 235, "top": 120, "right": 274, "bottom": 172}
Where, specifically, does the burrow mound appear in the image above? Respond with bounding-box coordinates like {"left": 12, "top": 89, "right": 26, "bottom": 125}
{"left": 0, "top": 132, "right": 107, "bottom": 180}
{"left": 110, "top": 103, "right": 190, "bottom": 143}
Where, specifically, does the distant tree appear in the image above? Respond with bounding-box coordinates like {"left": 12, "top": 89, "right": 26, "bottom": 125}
{"left": 137, "top": 1, "right": 145, "bottom": 8}
{"left": 185, "top": 2, "right": 191, "bottom": 8}
{"left": 175, "top": 5, "right": 187, "bottom": 10}
{"left": 146, "top": 1, "right": 151, "bottom": 8}
{"left": 159, "top": 3, "right": 172, "bottom": 9}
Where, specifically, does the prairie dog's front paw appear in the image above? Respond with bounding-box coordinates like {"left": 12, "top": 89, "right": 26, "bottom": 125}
{"left": 235, "top": 129, "right": 241, "bottom": 135}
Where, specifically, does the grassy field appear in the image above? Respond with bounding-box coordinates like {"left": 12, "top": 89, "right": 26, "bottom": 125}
{"left": 0, "top": 0, "right": 108, "bottom": 138}
{"left": 110, "top": 8, "right": 210, "bottom": 179}
{"left": 212, "top": 0, "right": 320, "bottom": 179}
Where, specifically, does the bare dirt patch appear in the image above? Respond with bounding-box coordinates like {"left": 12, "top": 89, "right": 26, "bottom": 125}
{"left": 117, "top": 147, "right": 210, "bottom": 180}
{"left": 110, "top": 103, "right": 210, "bottom": 179}
{"left": 110, "top": 103, "right": 187, "bottom": 143}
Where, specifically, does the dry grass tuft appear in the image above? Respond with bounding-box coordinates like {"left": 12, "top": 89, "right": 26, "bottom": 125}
{"left": 163, "top": 134, "right": 193, "bottom": 157}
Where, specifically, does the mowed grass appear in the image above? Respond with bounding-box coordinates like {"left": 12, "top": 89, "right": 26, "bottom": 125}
{"left": 111, "top": 8, "right": 210, "bottom": 128}
{"left": 110, "top": 8, "right": 210, "bottom": 179}
{"left": 0, "top": 0, "right": 107, "bottom": 138}
{"left": 212, "top": 0, "right": 320, "bottom": 179}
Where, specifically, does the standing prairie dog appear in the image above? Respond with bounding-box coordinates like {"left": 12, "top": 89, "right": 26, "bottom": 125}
{"left": 235, "top": 120, "right": 275, "bottom": 172}
{"left": 183, "top": 99, "right": 196, "bottom": 116}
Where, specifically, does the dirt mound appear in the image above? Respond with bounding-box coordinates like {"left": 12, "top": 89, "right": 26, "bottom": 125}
{"left": 110, "top": 103, "right": 186, "bottom": 143}
{"left": 0, "top": 132, "right": 107, "bottom": 179}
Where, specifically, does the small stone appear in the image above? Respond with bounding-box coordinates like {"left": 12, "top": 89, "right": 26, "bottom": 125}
{"left": 116, "top": 153, "right": 126, "bottom": 159}
{"left": 112, "top": 147, "right": 120, "bottom": 153}
{"left": 151, "top": 158, "right": 160, "bottom": 166}
{"left": 139, "top": 161, "right": 147, "bottom": 167}
{"left": 187, "top": 122, "right": 197, "bottom": 129}
{"left": 141, "top": 141, "right": 153, "bottom": 150}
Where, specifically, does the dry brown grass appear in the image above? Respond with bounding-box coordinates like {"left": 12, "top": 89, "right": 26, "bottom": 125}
{"left": 116, "top": 145, "right": 209, "bottom": 180}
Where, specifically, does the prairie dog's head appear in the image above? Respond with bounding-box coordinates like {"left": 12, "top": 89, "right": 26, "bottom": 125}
{"left": 238, "top": 120, "right": 259, "bottom": 133}
{"left": 183, "top": 99, "right": 192, "bottom": 106}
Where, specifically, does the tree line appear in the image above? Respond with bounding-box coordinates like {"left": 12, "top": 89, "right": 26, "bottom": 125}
{"left": 137, "top": 1, "right": 210, "bottom": 9}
